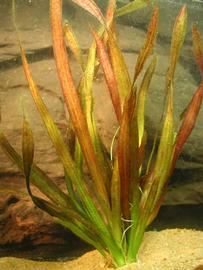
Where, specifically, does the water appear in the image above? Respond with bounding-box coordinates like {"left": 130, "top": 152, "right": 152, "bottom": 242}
{"left": 0, "top": 0, "right": 203, "bottom": 257}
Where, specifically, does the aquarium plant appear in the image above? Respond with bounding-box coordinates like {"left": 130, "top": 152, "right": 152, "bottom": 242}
{"left": 1, "top": 0, "right": 203, "bottom": 268}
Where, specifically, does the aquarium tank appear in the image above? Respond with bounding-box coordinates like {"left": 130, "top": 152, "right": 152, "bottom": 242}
{"left": 0, "top": 1, "right": 203, "bottom": 270}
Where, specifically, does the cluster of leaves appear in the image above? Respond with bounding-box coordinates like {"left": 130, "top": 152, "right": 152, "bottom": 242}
{"left": 1, "top": 0, "right": 203, "bottom": 267}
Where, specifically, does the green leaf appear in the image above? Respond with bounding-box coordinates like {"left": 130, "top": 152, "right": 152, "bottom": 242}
{"left": 139, "top": 83, "right": 174, "bottom": 227}
{"left": 107, "top": 28, "right": 131, "bottom": 105}
{"left": 20, "top": 45, "right": 80, "bottom": 193}
{"left": 22, "top": 115, "right": 34, "bottom": 180}
{"left": 137, "top": 57, "right": 157, "bottom": 145}
{"left": 153, "top": 83, "right": 174, "bottom": 204}
{"left": 21, "top": 147, "right": 100, "bottom": 249}
{"left": 6, "top": 1, "right": 202, "bottom": 267}
{"left": 20, "top": 44, "right": 111, "bottom": 229}
{"left": 78, "top": 26, "right": 111, "bottom": 191}
{"left": 166, "top": 5, "right": 187, "bottom": 88}
{"left": 0, "top": 130, "right": 70, "bottom": 208}
{"left": 64, "top": 22, "right": 84, "bottom": 70}
{"left": 116, "top": 0, "right": 150, "bottom": 17}
{"left": 138, "top": 6, "right": 188, "bottom": 227}
{"left": 56, "top": 217, "right": 107, "bottom": 256}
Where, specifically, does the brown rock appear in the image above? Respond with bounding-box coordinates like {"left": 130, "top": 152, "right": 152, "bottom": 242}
{"left": 0, "top": 176, "right": 71, "bottom": 246}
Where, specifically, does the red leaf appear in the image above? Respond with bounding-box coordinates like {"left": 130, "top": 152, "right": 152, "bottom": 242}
{"left": 50, "top": 0, "right": 108, "bottom": 203}
{"left": 133, "top": 6, "right": 158, "bottom": 82}
{"left": 117, "top": 90, "right": 137, "bottom": 218}
{"left": 71, "top": 0, "right": 105, "bottom": 24}
{"left": 192, "top": 24, "right": 203, "bottom": 77}
{"left": 173, "top": 81, "right": 203, "bottom": 162}
{"left": 93, "top": 30, "right": 122, "bottom": 122}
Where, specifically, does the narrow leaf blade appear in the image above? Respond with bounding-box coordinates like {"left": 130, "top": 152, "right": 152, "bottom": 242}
{"left": 93, "top": 29, "right": 122, "bottom": 122}
{"left": 0, "top": 130, "right": 70, "bottom": 208}
{"left": 117, "top": 89, "right": 136, "bottom": 218}
{"left": 134, "top": 6, "right": 158, "bottom": 82}
{"left": 71, "top": 0, "right": 105, "bottom": 24}
{"left": 64, "top": 22, "right": 84, "bottom": 70}
{"left": 22, "top": 116, "right": 34, "bottom": 180}
{"left": 79, "top": 30, "right": 111, "bottom": 190}
{"left": 116, "top": 0, "right": 150, "bottom": 17}
{"left": 106, "top": 0, "right": 116, "bottom": 28}
{"left": 107, "top": 28, "right": 131, "bottom": 104}
{"left": 137, "top": 57, "right": 157, "bottom": 145}
{"left": 166, "top": 5, "right": 187, "bottom": 87}
{"left": 110, "top": 158, "right": 122, "bottom": 243}
{"left": 20, "top": 45, "right": 79, "bottom": 186}
{"left": 173, "top": 81, "right": 203, "bottom": 163}
{"left": 50, "top": 0, "right": 108, "bottom": 203}
{"left": 192, "top": 24, "right": 203, "bottom": 77}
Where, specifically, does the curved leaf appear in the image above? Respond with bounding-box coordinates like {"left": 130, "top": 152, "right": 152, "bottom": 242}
{"left": 71, "top": 0, "right": 105, "bottom": 24}
{"left": 0, "top": 130, "right": 70, "bottom": 208}
{"left": 173, "top": 81, "right": 203, "bottom": 163}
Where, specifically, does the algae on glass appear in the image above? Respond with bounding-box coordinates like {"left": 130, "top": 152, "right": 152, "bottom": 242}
{"left": 1, "top": 0, "right": 203, "bottom": 268}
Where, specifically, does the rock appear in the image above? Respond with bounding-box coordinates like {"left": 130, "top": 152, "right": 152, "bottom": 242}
{"left": 0, "top": 58, "right": 67, "bottom": 178}
{"left": 0, "top": 176, "right": 73, "bottom": 246}
{"left": 0, "top": 0, "right": 77, "bottom": 63}
{"left": 115, "top": 0, "right": 203, "bottom": 42}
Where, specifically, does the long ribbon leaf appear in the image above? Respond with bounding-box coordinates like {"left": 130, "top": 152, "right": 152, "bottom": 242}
{"left": 192, "top": 24, "right": 203, "bottom": 77}
{"left": 93, "top": 29, "right": 122, "bottom": 122}
{"left": 133, "top": 6, "right": 158, "bottom": 82}
{"left": 50, "top": 0, "right": 108, "bottom": 203}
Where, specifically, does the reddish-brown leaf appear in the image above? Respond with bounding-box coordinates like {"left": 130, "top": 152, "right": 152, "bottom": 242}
{"left": 93, "top": 30, "right": 122, "bottom": 122}
{"left": 133, "top": 6, "right": 158, "bottom": 82}
{"left": 192, "top": 24, "right": 203, "bottom": 77}
{"left": 173, "top": 81, "right": 203, "bottom": 163}
{"left": 107, "top": 28, "right": 131, "bottom": 105}
{"left": 117, "top": 90, "right": 136, "bottom": 219}
{"left": 50, "top": 0, "right": 108, "bottom": 203}
{"left": 71, "top": 0, "right": 105, "bottom": 24}
{"left": 105, "top": 0, "right": 116, "bottom": 28}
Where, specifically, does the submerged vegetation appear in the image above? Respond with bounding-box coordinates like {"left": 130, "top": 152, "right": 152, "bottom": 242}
{"left": 1, "top": 0, "right": 203, "bottom": 268}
